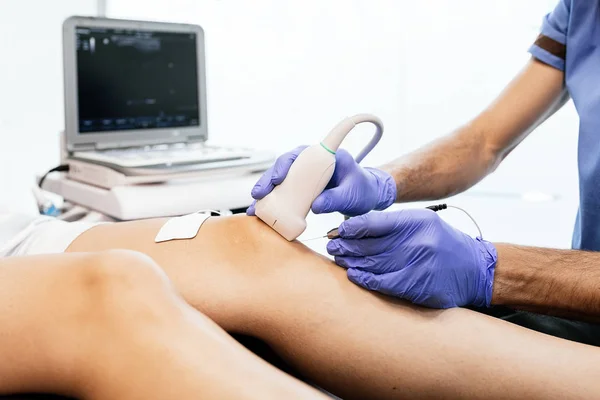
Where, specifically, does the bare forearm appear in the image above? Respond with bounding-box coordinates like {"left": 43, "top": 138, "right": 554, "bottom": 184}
{"left": 381, "top": 121, "right": 496, "bottom": 202}
{"left": 382, "top": 59, "right": 566, "bottom": 203}
{"left": 492, "top": 244, "right": 600, "bottom": 321}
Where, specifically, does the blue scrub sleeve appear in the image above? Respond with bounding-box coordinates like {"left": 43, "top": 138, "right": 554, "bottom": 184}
{"left": 528, "top": 0, "right": 571, "bottom": 71}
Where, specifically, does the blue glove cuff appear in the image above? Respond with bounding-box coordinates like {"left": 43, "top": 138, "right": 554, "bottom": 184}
{"left": 474, "top": 238, "right": 498, "bottom": 308}
{"left": 365, "top": 168, "right": 397, "bottom": 210}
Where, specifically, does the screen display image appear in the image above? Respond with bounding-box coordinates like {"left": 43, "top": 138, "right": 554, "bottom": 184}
{"left": 75, "top": 27, "right": 200, "bottom": 134}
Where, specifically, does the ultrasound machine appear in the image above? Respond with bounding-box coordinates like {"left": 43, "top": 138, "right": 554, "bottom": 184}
{"left": 61, "top": 16, "right": 274, "bottom": 189}
{"left": 37, "top": 17, "right": 275, "bottom": 220}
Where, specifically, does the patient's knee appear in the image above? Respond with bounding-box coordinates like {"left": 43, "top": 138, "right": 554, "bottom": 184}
{"left": 80, "top": 250, "right": 183, "bottom": 328}
{"left": 83, "top": 250, "right": 169, "bottom": 292}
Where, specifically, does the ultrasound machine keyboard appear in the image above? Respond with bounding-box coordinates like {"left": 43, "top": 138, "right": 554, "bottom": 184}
{"left": 73, "top": 144, "right": 252, "bottom": 168}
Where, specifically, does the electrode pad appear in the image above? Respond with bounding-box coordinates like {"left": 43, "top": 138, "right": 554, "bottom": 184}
{"left": 154, "top": 211, "right": 213, "bottom": 243}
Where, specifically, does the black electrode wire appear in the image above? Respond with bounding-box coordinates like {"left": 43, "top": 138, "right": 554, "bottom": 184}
{"left": 426, "top": 203, "right": 484, "bottom": 239}
{"left": 302, "top": 203, "right": 484, "bottom": 242}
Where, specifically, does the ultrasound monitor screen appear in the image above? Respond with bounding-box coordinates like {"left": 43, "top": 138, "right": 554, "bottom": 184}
{"left": 75, "top": 27, "right": 200, "bottom": 133}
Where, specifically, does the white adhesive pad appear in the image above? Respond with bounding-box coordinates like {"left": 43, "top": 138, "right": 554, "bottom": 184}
{"left": 155, "top": 212, "right": 212, "bottom": 243}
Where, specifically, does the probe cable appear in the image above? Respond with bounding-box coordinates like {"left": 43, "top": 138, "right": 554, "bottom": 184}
{"left": 38, "top": 164, "right": 70, "bottom": 189}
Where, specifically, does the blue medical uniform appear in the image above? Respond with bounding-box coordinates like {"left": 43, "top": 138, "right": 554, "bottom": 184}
{"left": 529, "top": 0, "right": 600, "bottom": 251}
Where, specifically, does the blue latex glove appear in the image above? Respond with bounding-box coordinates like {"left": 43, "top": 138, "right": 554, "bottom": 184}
{"left": 326, "top": 209, "right": 498, "bottom": 309}
{"left": 247, "top": 146, "right": 396, "bottom": 217}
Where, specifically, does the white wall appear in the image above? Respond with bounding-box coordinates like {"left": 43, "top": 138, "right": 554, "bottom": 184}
{"left": 106, "top": 0, "right": 578, "bottom": 196}
{"left": 0, "top": 0, "right": 581, "bottom": 246}
{"left": 0, "top": 0, "right": 97, "bottom": 212}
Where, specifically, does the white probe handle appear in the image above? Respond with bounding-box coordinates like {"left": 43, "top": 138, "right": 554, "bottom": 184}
{"left": 255, "top": 144, "right": 335, "bottom": 240}
{"left": 254, "top": 114, "right": 384, "bottom": 241}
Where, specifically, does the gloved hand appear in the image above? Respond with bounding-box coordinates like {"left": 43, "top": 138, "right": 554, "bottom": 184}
{"left": 247, "top": 146, "right": 397, "bottom": 217}
{"left": 326, "top": 209, "right": 498, "bottom": 309}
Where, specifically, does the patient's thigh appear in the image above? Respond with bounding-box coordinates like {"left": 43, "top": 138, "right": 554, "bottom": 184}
{"left": 68, "top": 215, "right": 600, "bottom": 400}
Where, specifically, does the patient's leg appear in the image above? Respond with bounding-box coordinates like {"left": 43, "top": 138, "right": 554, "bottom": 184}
{"left": 69, "top": 215, "right": 600, "bottom": 400}
{"left": 0, "top": 250, "right": 324, "bottom": 399}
